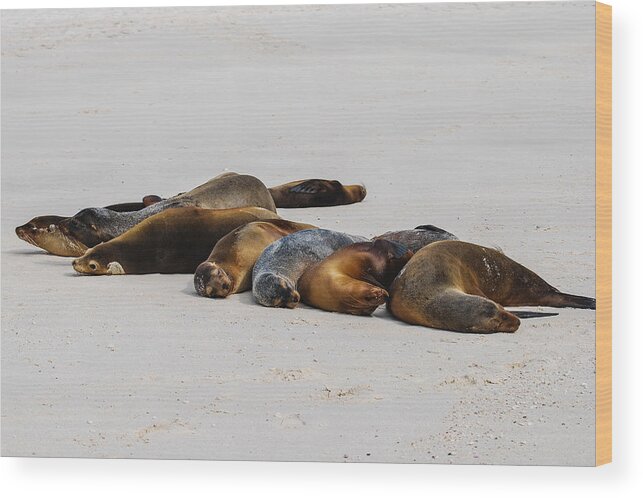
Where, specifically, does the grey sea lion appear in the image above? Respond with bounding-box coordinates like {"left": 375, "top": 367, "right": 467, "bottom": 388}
{"left": 373, "top": 225, "right": 457, "bottom": 253}
{"left": 388, "top": 240, "right": 596, "bottom": 334}
{"left": 71, "top": 206, "right": 280, "bottom": 275}
{"left": 298, "top": 240, "right": 413, "bottom": 316}
{"left": 194, "top": 219, "right": 318, "bottom": 298}
{"left": 252, "top": 229, "right": 368, "bottom": 308}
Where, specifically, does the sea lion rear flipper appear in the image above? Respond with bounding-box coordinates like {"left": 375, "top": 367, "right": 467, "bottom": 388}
{"left": 511, "top": 310, "right": 559, "bottom": 319}
{"left": 289, "top": 179, "right": 338, "bottom": 194}
{"left": 414, "top": 224, "right": 451, "bottom": 234}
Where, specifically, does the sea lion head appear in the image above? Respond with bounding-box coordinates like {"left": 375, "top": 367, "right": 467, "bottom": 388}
{"left": 348, "top": 184, "right": 367, "bottom": 203}
{"left": 368, "top": 239, "right": 413, "bottom": 287}
{"left": 59, "top": 207, "right": 116, "bottom": 248}
{"left": 468, "top": 301, "right": 521, "bottom": 334}
{"left": 142, "top": 195, "right": 163, "bottom": 207}
{"left": 254, "top": 273, "right": 300, "bottom": 309}
{"left": 194, "top": 261, "right": 234, "bottom": 298}
{"left": 15, "top": 215, "right": 89, "bottom": 257}
{"left": 72, "top": 245, "right": 125, "bottom": 276}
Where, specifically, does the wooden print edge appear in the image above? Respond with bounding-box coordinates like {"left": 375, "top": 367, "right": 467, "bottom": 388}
{"left": 596, "top": 1, "right": 612, "bottom": 466}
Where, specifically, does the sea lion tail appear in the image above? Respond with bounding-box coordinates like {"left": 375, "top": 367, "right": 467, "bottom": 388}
{"left": 550, "top": 292, "right": 596, "bottom": 310}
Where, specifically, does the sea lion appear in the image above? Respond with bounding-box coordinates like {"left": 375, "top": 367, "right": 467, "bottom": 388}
{"left": 35, "top": 173, "right": 277, "bottom": 257}
{"left": 298, "top": 239, "right": 413, "bottom": 316}
{"left": 252, "top": 229, "right": 368, "bottom": 308}
{"left": 15, "top": 195, "right": 164, "bottom": 256}
{"left": 194, "top": 219, "right": 318, "bottom": 298}
{"left": 388, "top": 240, "right": 596, "bottom": 334}
{"left": 374, "top": 224, "right": 458, "bottom": 253}
{"left": 15, "top": 215, "right": 84, "bottom": 257}
{"left": 71, "top": 206, "right": 280, "bottom": 275}
{"left": 268, "top": 179, "right": 366, "bottom": 208}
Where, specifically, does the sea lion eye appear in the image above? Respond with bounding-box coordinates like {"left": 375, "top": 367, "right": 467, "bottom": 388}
{"left": 89, "top": 262, "right": 98, "bottom": 271}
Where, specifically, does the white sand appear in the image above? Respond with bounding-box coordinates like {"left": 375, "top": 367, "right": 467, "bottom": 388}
{"left": 1, "top": 3, "right": 596, "bottom": 465}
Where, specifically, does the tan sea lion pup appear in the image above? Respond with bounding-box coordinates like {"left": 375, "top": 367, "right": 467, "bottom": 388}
{"left": 268, "top": 179, "right": 366, "bottom": 208}
{"left": 388, "top": 241, "right": 596, "bottom": 333}
{"left": 72, "top": 206, "right": 280, "bottom": 275}
{"left": 298, "top": 239, "right": 413, "bottom": 316}
{"left": 194, "top": 219, "right": 317, "bottom": 298}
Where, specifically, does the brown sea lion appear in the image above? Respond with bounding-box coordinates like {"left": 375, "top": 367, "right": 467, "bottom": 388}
{"left": 388, "top": 240, "right": 596, "bottom": 334}
{"left": 71, "top": 206, "right": 280, "bottom": 275}
{"left": 27, "top": 173, "right": 276, "bottom": 257}
{"left": 298, "top": 239, "right": 413, "bottom": 316}
{"left": 15, "top": 195, "right": 164, "bottom": 256}
{"left": 268, "top": 179, "right": 366, "bottom": 208}
{"left": 194, "top": 219, "right": 317, "bottom": 298}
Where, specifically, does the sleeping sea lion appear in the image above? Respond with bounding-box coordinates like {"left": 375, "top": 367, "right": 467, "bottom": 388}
{"left": 15, "top": 195, "right": 163, "bottom": 256}
{"left": 37, "top": 173, "right": 276, "bottom": 257}
{"left": 268, "top": 179, "right": 366, "bottom": 208}
{"left": 194, "top": 219, "right": 318, "bottom": 298}
{"left": 71, "top": 206, "right": 280, "bottom": 275}
{"left": 298, "top": 239, "right": 413, "bottom": 316}
{"left": 252, "top": 229, "right": 367, "bottom": 308}
{"left": 373, "top": 225, "right": 457, "bottom": 253}
{"left": 388, "top": 240, "right": 596, "bottom": 334}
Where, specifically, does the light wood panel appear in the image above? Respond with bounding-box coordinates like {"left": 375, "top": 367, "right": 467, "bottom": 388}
{"left": 596, "top": 1, "right": 612, "bottom": 466}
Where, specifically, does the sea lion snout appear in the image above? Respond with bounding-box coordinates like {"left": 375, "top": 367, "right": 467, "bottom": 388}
{"left": 72, "top": 257, "right": 102, "bottom": 275}
{"left": 284, "top": 289, "right": 301, "bottom": 309}
{"left": 481, "top": 309, "right": 521, "bottom": 333}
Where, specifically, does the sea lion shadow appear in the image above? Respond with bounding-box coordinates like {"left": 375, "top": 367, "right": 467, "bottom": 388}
{"left": 181, "top": 279, "right": 199, "bottom": 297}
{"left": 5, "top": 248, "right": 49, "bottom": 256}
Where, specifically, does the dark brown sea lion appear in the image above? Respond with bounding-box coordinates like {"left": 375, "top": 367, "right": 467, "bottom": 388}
{"left": 388, "top": 241, "right": 596, "bottom": 334}
{"left": 373, "top": 225, "right": 457, "bottom": 253}
{"left": 268, "top": 179, "right": 366, "bottom": 208}
{"left": 104, "top": 195, "right": 163, "bottom": 212}
{"left": 194, "top": 219, "right": 317, "bottom": 298}
{"left": 71, "top": 206, "right": 280, "bottom": 275}
{"left": 298, "top": 240, "right": 413, "bottom": 316}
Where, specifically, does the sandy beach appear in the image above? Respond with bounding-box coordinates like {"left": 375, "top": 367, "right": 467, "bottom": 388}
{"left": 1, "top": 3, "right": 596, "bottom": 465}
